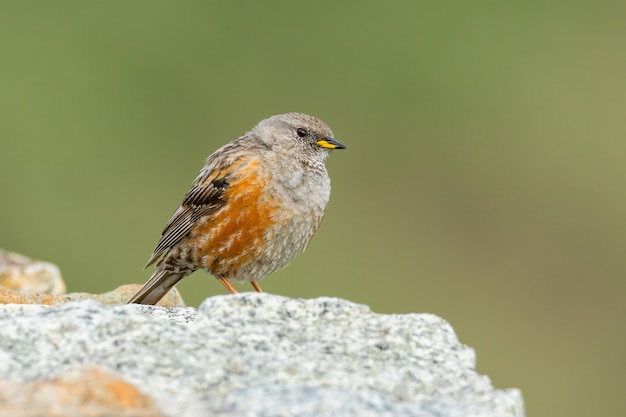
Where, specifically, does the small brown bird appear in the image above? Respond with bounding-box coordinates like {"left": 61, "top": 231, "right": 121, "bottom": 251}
{"left": 129, "top": 112, "right": 345, "bottom": 305}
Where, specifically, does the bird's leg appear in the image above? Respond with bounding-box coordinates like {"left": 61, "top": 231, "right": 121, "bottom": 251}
{"left": 217, "top": 277, "right": 238, "bottom": 294}
{"left": 250, "top": 281, "right": 263, "bottom": 293}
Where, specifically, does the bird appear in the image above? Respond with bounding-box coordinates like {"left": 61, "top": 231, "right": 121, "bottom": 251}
{"left": 128, "top": 112, "right": 345, "bottom": 305}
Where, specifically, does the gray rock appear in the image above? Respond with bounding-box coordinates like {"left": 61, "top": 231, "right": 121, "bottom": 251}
{"left": 0, "top": 294, "right": 524, "bottom": 417}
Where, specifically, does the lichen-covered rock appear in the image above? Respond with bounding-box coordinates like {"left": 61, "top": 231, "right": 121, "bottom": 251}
{"left": 0, "top": 366, "right": 163, "bottom": 417}
{"left": 65, "top": 284, "right": 185, "bottom": 307}
{"left": 0, "top": 250, "right": 184, "bottom": 307}
{"left": 0, "top": 294, "right": 525, "bottom": 417}
{"left": 0, "top": 284, "right": 184, "bottom": 307}
{"left": 0, "top": 249, "right": 66, "bottom": 294}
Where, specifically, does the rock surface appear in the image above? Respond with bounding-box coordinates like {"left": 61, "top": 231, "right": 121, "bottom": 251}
{"left": 0, "top": 366, "right": 164, "bottom": 417}
{"left": 0, "top": 249, "right": 66, "bottom": 294}
{"left": 0, "top": 294, "right": 525, "bottom": 417}
{"left": 0, "top": 284, "right": 185, "bottom": 307}
{"left": 0, "top": 249, "right": 184, "bottom": 307}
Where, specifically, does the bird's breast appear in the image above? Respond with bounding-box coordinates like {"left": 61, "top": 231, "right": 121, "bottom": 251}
{"left": 190, "top": 158, "right": 328, "bottom": 281}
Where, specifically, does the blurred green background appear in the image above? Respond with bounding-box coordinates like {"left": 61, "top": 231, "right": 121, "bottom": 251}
{"left": 2, "top": 2, "right": 624, "bottom": 416}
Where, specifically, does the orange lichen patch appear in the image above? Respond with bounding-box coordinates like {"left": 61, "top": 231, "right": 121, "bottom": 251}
{"left": 0, "top": 288, "right": 59, "bottom": 305}
{"left": 192, "top": 160, "right": 280, "bottom": 276}
{"left": 0, "top": 366, "right": 162, "bottom": 416}
{"left": 104, "top": 379, "right": 152, "bottom": 408}
{"left": 0, "top": 286, "right": 185, "bottom": 306}
{"left": 0, "top": 249, "right": 66, "bottom": 295}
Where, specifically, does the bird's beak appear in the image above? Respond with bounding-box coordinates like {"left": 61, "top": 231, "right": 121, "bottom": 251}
{"left": 316, "top": 137, "right": 346, "bottom": 150}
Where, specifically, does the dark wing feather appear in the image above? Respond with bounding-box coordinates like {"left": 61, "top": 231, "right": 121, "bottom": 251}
{"left": 144, "top": 136, "right": 262, "bottom": 268}
{"left": 144, "top": 170, "right": 228, "bottom": 268}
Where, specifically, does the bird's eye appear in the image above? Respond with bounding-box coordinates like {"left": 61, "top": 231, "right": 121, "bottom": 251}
{"left": 296, "top": 128, "right": 308, "bottom": 137}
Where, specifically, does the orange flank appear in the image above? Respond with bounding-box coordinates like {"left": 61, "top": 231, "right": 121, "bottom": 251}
{"left": 192, "top": 160, "right": 280, "bottom": 277}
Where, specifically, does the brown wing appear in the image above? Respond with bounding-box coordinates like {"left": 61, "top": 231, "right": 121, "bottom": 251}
{"left": 144, "top": 167, "right": 229, "bottom": 268}
{"left": 144, "top": 132, "right": 265, "bottom": 268}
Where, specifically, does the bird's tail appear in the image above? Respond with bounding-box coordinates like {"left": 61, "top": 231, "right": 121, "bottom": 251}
{"left": 128, "top": 269, "right": 188, "bottom": 305}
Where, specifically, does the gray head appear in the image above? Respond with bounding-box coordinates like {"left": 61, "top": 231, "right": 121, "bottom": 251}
{"left": 252, "top": 112, "right": 345, "bottom": 161}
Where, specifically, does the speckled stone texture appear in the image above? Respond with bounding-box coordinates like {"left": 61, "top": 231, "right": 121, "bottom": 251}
{"left": 0, "top": 294, "right": 525, "bottom": 417}
{"left": 0, "top": 249, "right": 184, "bottom": 307}
{"left": 0, "top": 249, "right": 66, "bottom": 295}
